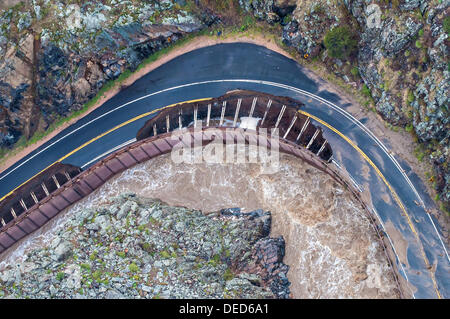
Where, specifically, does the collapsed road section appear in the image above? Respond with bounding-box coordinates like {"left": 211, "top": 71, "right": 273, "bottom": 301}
{"left": 0, "top": 90, "right": 335, "bottom": 253}
{"left": 0, "top": 90, "right": 405, "bottom": 297}
{"left": 137, "top": 90, "right": 333, "bottom": 162}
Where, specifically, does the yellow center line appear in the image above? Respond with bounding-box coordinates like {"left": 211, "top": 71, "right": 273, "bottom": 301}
{"left": 0, "top": 98, "right": 211, "bottom": 203}
{"left": 298, "top": 109, "right": 441, "bottom": 299}
{"left": 0, "top": 98, "right": 441, "bottom": 298}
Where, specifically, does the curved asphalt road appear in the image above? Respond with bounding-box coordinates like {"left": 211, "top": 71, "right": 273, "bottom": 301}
{"left": 0, "top": 43, "right": 448, "bottom": 298}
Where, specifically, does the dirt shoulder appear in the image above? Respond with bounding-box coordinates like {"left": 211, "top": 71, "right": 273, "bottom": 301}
{"left": 0, "top": 33, "right": 445, "bottom": 228}
{"left": 0, "top": 34, "right": 290, "bottom": 175}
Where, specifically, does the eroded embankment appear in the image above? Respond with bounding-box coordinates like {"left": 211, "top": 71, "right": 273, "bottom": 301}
{"left": 0, "top": 148, "right": 400, "bottom": 298}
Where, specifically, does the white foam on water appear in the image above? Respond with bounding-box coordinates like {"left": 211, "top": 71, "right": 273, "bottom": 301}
{"left": 0, "top": 148, "right": 400, "bottom": 298}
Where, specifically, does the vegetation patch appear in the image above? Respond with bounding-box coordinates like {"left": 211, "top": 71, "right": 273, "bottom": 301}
{"left": 443, "top": 15, "right": 450, "bottom": 36}
{"left": 324, "top": 26, "right": 358, "bottom": 59}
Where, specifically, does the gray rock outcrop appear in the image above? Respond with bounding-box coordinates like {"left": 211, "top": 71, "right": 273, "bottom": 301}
{"left": 0, "top": 194, "right": 291, "bottom": 299}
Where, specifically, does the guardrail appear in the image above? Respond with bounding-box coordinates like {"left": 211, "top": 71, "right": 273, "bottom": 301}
{"left": 0, "top": 90, "right": 406, "bottom": 297}
{"left": 0, "top": 163, "right": 81, "bottom": 228}
{"left": 136, "top": 90, "right": 333, "bottom": 162}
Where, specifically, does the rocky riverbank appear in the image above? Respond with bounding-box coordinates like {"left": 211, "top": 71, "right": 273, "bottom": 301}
{"left": 41, "top": 149, "right": 399, "bottom": 299}
{"left": 0, "top": 193, "right": 290, "bottom": 299}
{"left": 1, "top": 0, "right": 448, "bottom": 209}
{"left": 236, "top": 0, "right": 449, "bottom": 212}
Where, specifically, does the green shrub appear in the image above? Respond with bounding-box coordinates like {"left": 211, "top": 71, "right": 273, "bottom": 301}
{"left": 312, "top": 3, "right": 324, "bottom": 14}
{"left": 323, "top": 26, "right": 358, "bottom": 59}
{"left": 417, "top": 152, "right": 425, "bottom": 161}
{"left": 116, "top": 251, "right": 126, "bottom": 258}
{"left": 418, "top": 28, "right": 424, "bottom": 37}
{"left": 208, "top": 254, "right": 221, "bottom": 267}
{"left": 142, "top": 242, "right": 155, "bottom": 254}
{"left": 89, "top": 251, "right": 97, "bottom": 261}
{"left": 414, "top": 146, "right": 425, "bottom": 162}
{"left": 56, "top": 272, "right": 65, "bottom": 281}
{"left": 92, "top": 270, "right": 102, "bottom": 281}
{"left": 443, "top": 16, "right": 450, "bottom": 36}
{"left": 405, "top": 124, "right": 414, "bottom": 132}
{"left": 283, "top": 15, "right": 292, "bottom": 24}
{"left": 194, "top": 262, "right": 203, "bottom": 270}
{"left": 160, "top": 250, "right": 171, "bottom": 259}
{"left": 80, "top": 263, "right": 91, "bottom": 271}
{"left": 223, "top": 268, "right": 234, "bottom": 281}
{"left": 420, "top": 53, "right": 428, "bottom": 64}
{"left": 362, "top": 84, "right": 372, "bottom": 98}
{"left": 407, "top": 90, "right": 415, "bottom": 104}
{"left": 415, "top": 39, "right": 423, "bottom": 49}
{"left": 240, "top": 15, "right": 255, "bottom": 31}
{"left": 351, "top": 67, "right": 359, "bottom": 77}
{"left": 128, "top": 263, "right": 139, "bottom": 273}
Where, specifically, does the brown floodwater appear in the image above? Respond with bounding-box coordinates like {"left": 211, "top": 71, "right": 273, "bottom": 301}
{"left": 0, "top": 147, "right": 400, "bottom": 298}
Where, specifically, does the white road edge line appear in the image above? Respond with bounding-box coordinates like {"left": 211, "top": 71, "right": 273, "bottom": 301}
{"left": 334, "top": 160, "right": 414, "bottom": 297}
{"left": 371, "top": 207, "right": 416, "bottom": 299}
{"left": 347, "top": 172, "right": 363, "bottom": 193}
{"left": 335, "top": 159, "right": 363, "bottom": 192}
{"left": 1, "top": 78, "right": 447, "bottom": 261}
{"left": 259, "top": 80, "right": 449, "bottom": 262}
{"left": 81, "top": 138, "right": 136, "bottom": 169}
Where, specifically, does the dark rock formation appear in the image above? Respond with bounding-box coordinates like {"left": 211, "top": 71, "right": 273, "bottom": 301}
{"left": 220, "top": 208, "right": 290, "bottom": 298}
{"left": 0, "top": 194, "right": 290, "bottom": 298}
{"left": 238, "top": 0, "right": 450, "bottom": 209}
{"left": 36, "top": 24, "right": 196, "bottom": 126}
{"left": 0, "top": 0, "right": 209, "bottom": 149}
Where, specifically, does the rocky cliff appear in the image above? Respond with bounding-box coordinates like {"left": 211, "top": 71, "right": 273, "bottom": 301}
{"left": 238, "top": 0, "right": 449, "bottom": 210}
{"left": 0, "top": 0, "right": 213, "bottom": 148}
{"left": 1, "top": 0, "right": 448, "bottom": 208}
{"left": 0, "top": 193, "right": 290, "bottom": 298}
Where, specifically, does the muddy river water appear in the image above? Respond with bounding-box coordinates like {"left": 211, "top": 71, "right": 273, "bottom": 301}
{"left": 0, "top": 147, "right": 400, "bottom": 298}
